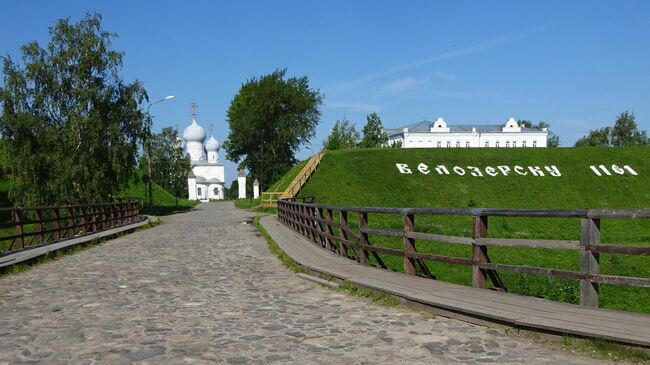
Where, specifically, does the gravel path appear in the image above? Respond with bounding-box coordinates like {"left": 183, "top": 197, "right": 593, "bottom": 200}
{"left": 0, "top": 202, "right": 615, "bottom": 364}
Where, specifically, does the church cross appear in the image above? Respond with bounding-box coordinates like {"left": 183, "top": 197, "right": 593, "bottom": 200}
{"left": 191, "top": 102, "right": 198, "bottom": 118}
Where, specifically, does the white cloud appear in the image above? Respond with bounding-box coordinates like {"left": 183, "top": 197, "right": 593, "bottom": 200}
{"left": 326, "top": 101, "right": 381, "bottom": 112}
{"left": 383, "top": 77, "right": 428, "bottom": 93}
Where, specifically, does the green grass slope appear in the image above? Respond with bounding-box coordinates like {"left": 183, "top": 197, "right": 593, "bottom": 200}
{"left": 121, "top": 174, "right": 197, "bottom": 215}
{"left": 267, "top": 159, "right": 309, "bottom": 192}
{"left": 301, "top": 147, "right": 650, "bottom": 209}
{"left": 297, "top": 147, "right": 650, "bottom": 313}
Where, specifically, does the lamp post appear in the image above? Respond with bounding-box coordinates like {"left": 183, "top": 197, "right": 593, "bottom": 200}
{"left": 145, "top": 95, "right": 175, "bottom": 214}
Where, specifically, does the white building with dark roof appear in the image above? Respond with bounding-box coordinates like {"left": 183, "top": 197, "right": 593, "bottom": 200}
{"left": 386, "top": 117, "right": 548, "bottom": 148}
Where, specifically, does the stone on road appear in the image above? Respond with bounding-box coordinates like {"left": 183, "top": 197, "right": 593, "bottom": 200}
{"left": 0, "top": 203, "right": 613, "bottom": 364}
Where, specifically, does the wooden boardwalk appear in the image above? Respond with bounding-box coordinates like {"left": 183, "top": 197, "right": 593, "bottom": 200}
{"left": 261, "top": 215, "right": 650, "bottom": 348}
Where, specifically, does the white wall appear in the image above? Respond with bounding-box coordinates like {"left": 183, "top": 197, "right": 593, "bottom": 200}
{"left": 238, "top": 176, "right": 246, "bottom": 199}
{"left": 207, "top": 150, "right": 219, "bottom": 162}
{"left": 394, "top": 131, "right": 547, "bottom": 148}
{"left": 188, "top": 178, "right": 197, "bottom": 200}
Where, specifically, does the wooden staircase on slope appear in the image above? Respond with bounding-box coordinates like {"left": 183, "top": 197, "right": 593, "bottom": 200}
{"left": 261, "top": 150, "right": 325, "bottom": 208}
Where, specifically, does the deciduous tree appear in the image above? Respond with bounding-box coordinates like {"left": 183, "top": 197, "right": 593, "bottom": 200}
{"left": 224, "top": 69, "right": 323, "bottom": 190}
{"left": 323, "top": 118, "right": 359, "bottom": 150}
{"left": 144, "top": 127, "right": 190, "bottom": 203}
{"left": 574, "top": 111, "right": 648, "bottom": 147}
{"left": 0, "top": 13, "right": 147, "bottom": 205}
{"left": 360, "top": 112, "right": 388, "bottom": 148}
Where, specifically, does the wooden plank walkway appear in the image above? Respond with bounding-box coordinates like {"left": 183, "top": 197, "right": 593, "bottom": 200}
{"left": 261, "top": 215, "right": 650, "bottom": 348}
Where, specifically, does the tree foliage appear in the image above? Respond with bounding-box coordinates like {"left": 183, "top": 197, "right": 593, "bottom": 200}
{"left": 323, "top": 118, "right": 359, "bottom": 150}
{"left": 143, "top": 127, "right": 190, "bottom": 199}
{"left": 224, "top": 69, "right": 323, "bottom": 190}
{"left": 518, "top": 120, "right": 560, "bottom": 147}
{"left": 0, "top": 13, "right": 147, "bottom": 205}
{"left": 575, "top": 111, "right": 648, "bottom": 147}
{"left": 360, "top": 112, "right": 388, "bottom": 148}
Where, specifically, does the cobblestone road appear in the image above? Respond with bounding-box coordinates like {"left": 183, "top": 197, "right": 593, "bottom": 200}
{"left": 0, "top": 203, "right": 616, "bottom": 364}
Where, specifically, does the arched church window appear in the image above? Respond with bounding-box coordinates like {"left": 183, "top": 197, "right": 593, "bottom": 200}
{"left": 213, "top": 188, "right": 218, "bottom": 195}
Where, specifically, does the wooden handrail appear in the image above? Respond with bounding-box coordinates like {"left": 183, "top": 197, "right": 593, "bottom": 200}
{"left": 261, "top": 150, "right": 325, "bottom": 207}
{"left": 0, "top": 201, "right": 142, "bottom": 257}
{"left": 277, "top": 199, "right": 650, "bottom": 308}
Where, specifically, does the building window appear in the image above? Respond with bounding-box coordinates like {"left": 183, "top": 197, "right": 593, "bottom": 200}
{"left": 213, "top": 188, "right": 218, "bottom": 196}
{"left": 523, "top": 141, "right": 527, "bottom": 147}
{"left": 512, "top": 141, "right": 517, "bottom": 147}
{"left": 485, "top": 141, "right": 489, "bottom": 148}
{"left": 495, "top": 141, "right": 500, "bottom": 148}
{"left": 533, "top": 140, "right": 537, "bottom": 147}
{"left": 466, "top": 141, "right": 470, "bottom": 148}
{"left": 456, "top": 141, "right": 461, "bottom": 148}
{"left": 446, "top": 141, "right": 451, "bottom": 148}
{"left": 197, "top": 187, "right": 202, "bottom": 196}
{"left": 505, "top": 141, "right": 510, "bottom": 148}
{"left": 437, "top": 141, "right": 441, "bottom": 148}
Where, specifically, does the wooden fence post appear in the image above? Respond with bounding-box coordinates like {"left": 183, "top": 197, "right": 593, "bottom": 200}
{"left": 67, "top": 207, "right": 75, "bottom": 238}
{"left": 339, "top": 210, "right": 349, "bottom": 257}
{"left": 53, "top": 208, "right": 61, "bottom": 241}
{"left": 325, "top": 208, "right": 335, "bottom": 252}
{"left": 14, "top": 208, "right": 24, "bottom": 249}
{"left": 315, "top": 207, "right": 329, "bottom": 250}
{"left": 580, "top": 218, "right": 600, "bottom": 307}
{"left": 403, "top": 212, "right": 416, "bottom": 275}
{"left": 35, "top": 209, "right": 44, "bottom": 244}
{"left": 358, "top": 211, "right": 369, "bottom": 265}
{"left": 472, "top": 215, "right": 489, "bottom": 289}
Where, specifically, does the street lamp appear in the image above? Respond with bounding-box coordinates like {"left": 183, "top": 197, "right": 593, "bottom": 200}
{"left": 145, "top": 95, "right": 175, "bottom": 214}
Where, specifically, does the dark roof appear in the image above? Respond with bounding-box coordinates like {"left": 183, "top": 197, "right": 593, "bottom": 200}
{"left": 188, "top": 170, "right": 196, "bottom": 179}
{"left": 238, "top": 169, "right": 247, "bottom": 177}
{"left": 385, "top": 120, "right": 544, "bottom": 137}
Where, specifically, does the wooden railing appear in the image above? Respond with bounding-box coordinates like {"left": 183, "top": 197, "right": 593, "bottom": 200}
{"left": 261, "top": 192, "right": 283, "bottom": 208}
{"left": 280, "top": 150, "right": 325, "bottom": 200}
{"left": 277, "top": 200, "right": 650, "bottom": 308}
{"left": 0, "top": 201, "right": 142, "bottom": 257}
{"left": 261, "top": 150, "right": 325, "bottom": 208}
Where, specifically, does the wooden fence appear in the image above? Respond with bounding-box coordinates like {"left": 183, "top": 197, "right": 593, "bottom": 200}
{"left": 277, "top": 200, "right": 650, "bottom": 308}
{"left": 0, "top": 201, "right": 141, "bottom": 258}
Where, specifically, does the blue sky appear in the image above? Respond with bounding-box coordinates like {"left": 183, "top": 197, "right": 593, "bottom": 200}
{"left": 2, "top": 1, "right": 649, "bottom": 186}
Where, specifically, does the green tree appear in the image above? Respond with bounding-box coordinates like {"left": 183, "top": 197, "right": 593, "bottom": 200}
{"left": 360, "top": 112, "right": 388, "bottom": 148}
{"left": 574, "top": 111, "right": 648, "bottom": 147}
{"left": 323, "top": 118, "right": 359, "bottom": 150}
{"left": 0, "top": 13, "right": 147, "bottom": 205}
{"left": 518, "top": 120, "right": 560, "bottom": 147}
{"left": 143, "top": 127, "right": 190, "bottom": 203}
{"left": 574, "top": 127, "right": 612, "bottom": 147}
{"left": 224, "top": 69, "right": 323, "bottom": 190}
{"left": 226, "top": 180, "right": 239, "bottom": 200}
{"left": 611, "top": 111, "right": 648, "bottom": 146}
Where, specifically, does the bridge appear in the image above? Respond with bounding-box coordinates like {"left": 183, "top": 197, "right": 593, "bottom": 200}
{"left": 0, "top": 203, "right": 642, "bottom": 363}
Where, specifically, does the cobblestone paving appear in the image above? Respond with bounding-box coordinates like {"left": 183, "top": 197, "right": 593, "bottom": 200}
{"left": 0, "top": 203, "right": 617, "bottom": 364}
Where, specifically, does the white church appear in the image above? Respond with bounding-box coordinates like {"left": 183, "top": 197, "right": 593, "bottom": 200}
{"left": 181, "top": 108, "right": 225, "bottom": 201}
{"left": 385, "top": 117, "right": 548, "bottom": 148}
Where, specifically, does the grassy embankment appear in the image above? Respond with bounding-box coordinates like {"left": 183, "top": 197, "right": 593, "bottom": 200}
{"left": 289, "top": 147, "right": 650, "bottom": 313}
{"left": 121, "top": 173, "right": 197, "bottom": 216}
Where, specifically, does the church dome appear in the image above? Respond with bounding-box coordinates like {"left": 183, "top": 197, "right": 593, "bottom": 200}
{"left": 183, "top": 117, "right": 206, "bottom": 142}
{"left": 205, "top": 134, "right": 220, "bottom": 152}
